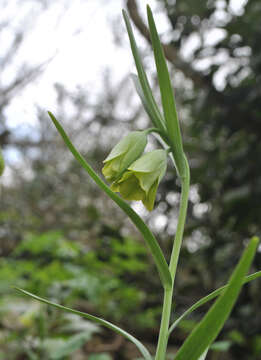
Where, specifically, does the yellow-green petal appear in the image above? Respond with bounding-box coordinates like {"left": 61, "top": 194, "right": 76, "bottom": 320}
{"left": 118, "top": 173, "right": 145, "bottom": 201}
{"left": 128, "top": 149, "right": 167, "bottom": 173}
{"left": 143, "top": 180, "right": 158, "bottom": 211}
{"left": 102, "top": 131, "right": 147, "bottom": 183}
{"left": 102, "top": 159, "right": 120, "bottom": 182}
{"left": 135, "top": 169, "right": 161, "bottom": 194}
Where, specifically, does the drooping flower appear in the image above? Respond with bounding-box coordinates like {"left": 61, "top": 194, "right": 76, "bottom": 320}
{"left": 111, "top": 149, "right": 168, "bottom": 211}
{"left": 102, "top": 131, "right": 147, "bottom": 183}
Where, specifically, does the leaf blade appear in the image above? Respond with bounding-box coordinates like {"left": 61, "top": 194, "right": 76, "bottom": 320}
{"left": 131, "top": 74, "right": 160, "bottom": 130}
{"left": 122, "top": 10, "right": 166, "bottom": 133}
{"left": 169, "top": 269, "right": 261, "bottom": 335}
{"left": 48, "top": 112, "right": 172, "bottom": 290}
{"left": 198, "top": 348, "right": 208, "bottom": 360}
{"left": 174, "top": 237, "right": 259, "bottom": 360}
{"left": 146, "top": 5, "right": 185, "bottom": 177}
{"left": 15, "top": 288, "right": 152, "bottom": 360}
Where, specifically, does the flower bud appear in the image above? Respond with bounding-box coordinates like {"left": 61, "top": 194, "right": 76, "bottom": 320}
{"left": 102, "top": 131, "right": 147, "bottom": 183}
{"left": 111, "top": 149, "right": 167, "bottom": 211}
{"left": 0, "top": 148, "right": 4, "bottom": 176}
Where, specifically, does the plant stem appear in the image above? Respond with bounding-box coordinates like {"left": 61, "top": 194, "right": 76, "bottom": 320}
{"left": 155, "top": 156, "right": 190, "bottom": 360}
{"left": 169, "top": 157, "right": 190, "bottom": 283}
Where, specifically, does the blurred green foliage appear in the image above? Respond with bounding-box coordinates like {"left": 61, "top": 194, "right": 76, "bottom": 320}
{"left": 0, "top": 230, "right": 154, "bottom": 358}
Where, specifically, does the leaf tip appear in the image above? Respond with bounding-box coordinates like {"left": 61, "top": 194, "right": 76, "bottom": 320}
{"left": 47, "top": 111, "right": 58, "bottom": 126}
{"left": 251, "top": 235, "right": 259, "bottom": 241}
{"left": 47, "top": 111, "right": 55, "bottom": 120}
{"left": 146, "top": 4, "right": 152, "bottom": 13}
{"left": 122, "top": 9, "right": 128, "bottom": 22}
{"left": 251, "top": 236, "right": 259, "bottom": 247}
{"left": 146, "top": 4, "right": 153, "bottom": 22}
{"left": 14, "top": 287, "right": 25, "bottom": 295}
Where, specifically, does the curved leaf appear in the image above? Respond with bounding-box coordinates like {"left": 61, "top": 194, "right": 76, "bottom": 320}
{"left": 174, "top": 237, "right": 259, "bottom": 360}
{"left": 131, "top": 74, "right": 159, "bottom": 130}
{"left": 48, "top": 112, "right": 172, "bottom": 290}
{"left": 169, "top": 270, "right": 261, "bottom": 336}
{"left": 131, "top": 74, "right": 169, "bottom": 145}
{"left": 146, "top": 5, "right": 185, "bottom": 178}
{"left": 15, "top": 288, "right": 152, "bottom": 360}
{"left": 122, "top": 10, "right": 166, "bottom": 134}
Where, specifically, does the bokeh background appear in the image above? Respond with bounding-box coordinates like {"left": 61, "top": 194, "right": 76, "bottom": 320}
{"left": 0, "top": 0, "right": 261, "bottom": 359}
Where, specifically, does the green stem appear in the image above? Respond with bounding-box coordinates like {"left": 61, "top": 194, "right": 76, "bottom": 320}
{"left": 155, "top": 288, "right": 173, "bottom": 359}
{"left": 169, "top": 157, "right": 190, "bottom": 281}
{"left": 155, "top": 156, "right": 190, "bottom": 360}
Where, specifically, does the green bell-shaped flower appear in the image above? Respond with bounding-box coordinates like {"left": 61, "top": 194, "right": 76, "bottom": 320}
{"left": 111, "top": 149, "right": 168, "bottom": 211}
{"left": 0, "top": 148, "right": 4, "bottom": 176}
{"left": 102, "top": 131, "right": 147, "bottom": 183}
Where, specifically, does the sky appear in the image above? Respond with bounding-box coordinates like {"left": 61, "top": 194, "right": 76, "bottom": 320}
{"left": 3, "top": 0, "right": 160, "bottom": 129}
{"left": 1, "top": 0, "right": 162, "bottom": 182}
{"left": 1, "top": 0, "right": 248, "bottom": 178}
{"left": 3, "top": 0, "right": 247, "bottom": 128}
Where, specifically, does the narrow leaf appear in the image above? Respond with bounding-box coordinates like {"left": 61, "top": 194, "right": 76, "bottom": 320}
{"left": 198, "top": 348, "right": 208, "bottom": 360}
{"left": 131, "top": 74, "right": 170, "bottom": 145}
{"left": 48, "top": 112, "right": 172, "bottom": 290}
{"left": 131, "top": 74, "right": 160, "bottom": 130}
{"left": 174, "top": 237, "right": 259, "bottom": 360}
{"left": 169, "top": 269, "right": 261, "bottom": 335}
{"left": 146, "top": 5, "right": 185, "bottom": 177}
{"left": 16, "top": 288, "right": 152, "bottom": 360}
{"left": 122, "top": 10, "right": 166, "bottom": 133}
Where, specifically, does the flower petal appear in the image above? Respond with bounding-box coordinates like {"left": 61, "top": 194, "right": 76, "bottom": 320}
{"left": 135, "top": 170, "right": 161, "bottom": 193}
{"left": 143, "top": 181, "right": 158, "bottom": 211}
{"left": 128, "top": 149, "right": 167, "bottom": 173}
{"left": 110, "top": 149, "right": 168, "bottom": 211}
{"left": 118, "top": 173, "right": 145, "bottom": 201}
{"left": 104, "top": 131, "right": 147, "bottom": 163}
{"left": 102, "top": 131, "right": 147, "bottom": 183}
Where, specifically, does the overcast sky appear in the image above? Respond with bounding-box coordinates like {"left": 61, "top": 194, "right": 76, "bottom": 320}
{"left": 4, "top": 0, "right": 161, "bottom": 129}
{"left": 1, "top": 0, "right": 248, "bottom": 179}
{"left": 3, "top": 0, "right": 247, "bottom": 128}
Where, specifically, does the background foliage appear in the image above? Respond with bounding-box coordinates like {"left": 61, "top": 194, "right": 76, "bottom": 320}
{"left": 0, "top": 0, "right": 260, "bottom": 359}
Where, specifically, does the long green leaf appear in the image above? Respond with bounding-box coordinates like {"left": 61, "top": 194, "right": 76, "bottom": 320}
{"left": 15, "top": 288, "right": 152, "bottom": 360}
{"left": 122, "top": 10, "right": 166, "bottom": 133}
{"left": 198, "top": 348, "right": 208, "bottom": 360}
{"left": 146, "top": 5, "right": 185, "bottom": 178}
{"left": 131, "top": 74, "right": 169, "bottom": 144}
{"left": 174, "top": 236, "right": 259, "bottom": 360}
{"left": 169, "top": 270, "right": 261, "bottom": 335}
{"left": 48, "top": 112, "right": 172, "bottom": 290}
{"left": 131, "top": 74, "right": 161, "bottom": 131}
